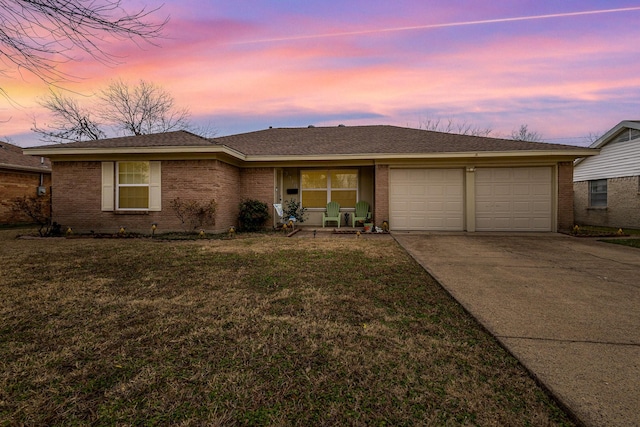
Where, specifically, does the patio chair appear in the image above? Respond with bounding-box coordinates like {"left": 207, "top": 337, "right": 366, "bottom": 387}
{"left": 351, "top": 201, "right": 371, "bottom": 227}
{"left": 322, "top": 201, "right": 341, "bottom": 228}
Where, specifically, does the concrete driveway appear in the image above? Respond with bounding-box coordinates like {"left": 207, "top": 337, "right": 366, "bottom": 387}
{"left": 393, "top": 232, "right": 640, "bottom": 427}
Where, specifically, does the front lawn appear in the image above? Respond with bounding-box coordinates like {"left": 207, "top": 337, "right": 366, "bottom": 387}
{"left": 0, "top": 229, "right": 573, "bottom": 426}
{"left": 599, "top": 238, "right": 640, "bottom": 249}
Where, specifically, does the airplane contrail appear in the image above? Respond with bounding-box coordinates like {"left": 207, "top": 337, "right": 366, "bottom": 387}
{"left": 229, "top": 7, "right": 640, "bottom": 45}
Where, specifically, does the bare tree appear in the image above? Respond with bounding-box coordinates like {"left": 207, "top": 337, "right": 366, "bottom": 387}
{"left": 99, "top": 79, "right": 191, "bottom": 136}
{"left": 419, "top": 118, "right": 492, "bottom": 137}
{"left": 32, "top": 80, "right": 194, "bottom": 143}
{"left": 0, "top": 0, "right": 167, "bottom": 87}
{"left": 511, "top": 124, "right": 543, "bottom": 142}
{"left": 32, "top": 90, "right": 106, "bottom": 143}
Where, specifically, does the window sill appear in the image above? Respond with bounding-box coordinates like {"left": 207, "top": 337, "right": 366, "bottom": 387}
{"left": 306, "top": 207, "right": 356, "bottom": 211}
{"left": 114, "top": 210, "right": 150, "bottom": 215}
{"left": 586, "top": 207, "right": 607, "bottom": 211}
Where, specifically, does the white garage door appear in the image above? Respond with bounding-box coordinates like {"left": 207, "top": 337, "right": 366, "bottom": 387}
{"left": 390, "top": 169, "right": 464, "bottom": 230}
{"left": 475, "top": 167, "right": 552, "bottom": 231}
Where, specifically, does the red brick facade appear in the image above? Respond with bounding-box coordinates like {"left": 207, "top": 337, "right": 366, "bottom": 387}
{"left": 557, "top": 162, "right": 574, "bottom": 231}
{"left": 373, "top": 164, "right": 389, "bottom": 226}
{"left": 52, "top": 160, "right": 249, "bottom": 234}
{"left": 49, "top": 159, "right": 578, "bottom": 234}
{"left": 0, "top": 169, "right": 51, "bottom": 224}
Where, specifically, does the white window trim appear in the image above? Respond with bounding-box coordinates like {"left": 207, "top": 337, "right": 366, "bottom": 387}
{"left": 101, "top": 161, "right": 161, "bottom": 212}
{"left": 300, "top": 169, "right": 358, "bottom": 209}
{"left": 589, "top": 178, "right": 607, "bottom": 208}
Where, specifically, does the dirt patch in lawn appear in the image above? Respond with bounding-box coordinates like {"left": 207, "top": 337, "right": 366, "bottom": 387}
{"left": 0, "top": 229, "right": 574, "bottom": 426}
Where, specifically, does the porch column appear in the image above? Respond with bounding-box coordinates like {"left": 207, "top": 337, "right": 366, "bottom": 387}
{"left": 374, "top": 164, "right": 389, "bottom": 226}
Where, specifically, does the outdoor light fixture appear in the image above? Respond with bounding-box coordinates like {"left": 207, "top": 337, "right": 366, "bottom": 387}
{"left": 313, "top": 229, "right": 317, "bottom": 238}
{"left": 151, "top": 223, "right": 157, "bottom": 237}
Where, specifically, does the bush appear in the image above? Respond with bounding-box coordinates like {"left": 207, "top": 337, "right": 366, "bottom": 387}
{"left": 283, "top": 198, "right": 307, "bottom": 223}
{"left": 11, "top": 195, "right": 51, "bottom": 236}
{"left": 169, "top": 198, "right": 217, "bottom": 232}
{"left": 238, "top": 199, "right": 270, "bottom": 231}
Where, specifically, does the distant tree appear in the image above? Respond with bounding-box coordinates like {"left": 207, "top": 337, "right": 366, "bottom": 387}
{"left": 99, "top": 79, "right": 191, "bottom": 136}
{"left": 419, "top": 118, "right": 492, "bottom": 137}
{"left": 0, "top": 0, "right": 167, "bottom": 89}
{"left": 32, "top": 79, "right": 194, "bottom": 143}
{"left": 586, "top": 132, "right": 602, "bottom": 145}
{"left": 32, "top": 90, "right": 106, "bottom": 142}
{"left": 511, "top": 124, "right": 543, "bottom": 142}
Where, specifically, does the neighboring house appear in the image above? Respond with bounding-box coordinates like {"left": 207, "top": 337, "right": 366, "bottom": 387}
{"left": 24, "top": 125, "right": 595, "bottom": 234}
{"left": 574, "top": 120, "right": 640, "bottom": 229}
{"left": 0, "top": 141, "right": 51, "bottom": 224}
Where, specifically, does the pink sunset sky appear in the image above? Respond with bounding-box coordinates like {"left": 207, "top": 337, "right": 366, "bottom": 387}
{"left": 2, "top": 0, "right": 640, "bottom": 147}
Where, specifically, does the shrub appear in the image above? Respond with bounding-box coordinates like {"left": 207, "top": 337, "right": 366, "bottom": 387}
{"left": 283, "top": 198, "right": 307, "bottom": 223}
{"left": 238, "top": 199, "right": 270, "bottom": 231}
{"left": 11, "top": 195, "right": 51, "bottom": 236}
{"left": 169, "top": 198, "right": 217, "bottom": 232}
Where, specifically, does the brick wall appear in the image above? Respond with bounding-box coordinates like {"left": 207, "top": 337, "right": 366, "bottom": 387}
{"left": 557, "top": 162, "right": 574, "bottom": 231}
{"left": 374, "top": 164, "right": 389, "bottom": 226}
{"left": 574, "top": 176, "right": 640, "bottom": 229}
{"left": 52, "top": 160, "right": 242, "bottom": 234}
{"left": 0, "top": 169, "right": 51, "bottom": 224}
{"left": 240, "top": 167, "right": 275, "bottom": 229}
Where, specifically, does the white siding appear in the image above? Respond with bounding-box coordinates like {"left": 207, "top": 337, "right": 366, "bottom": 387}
{"left": 574, "top": 137, "right": 640, "bottom": 182}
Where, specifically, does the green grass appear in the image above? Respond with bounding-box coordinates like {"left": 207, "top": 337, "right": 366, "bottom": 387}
{"left": 0, "top": 229, "right": 575, "bottom": 426}
{"left": 599, "top": 238, "right": 640, "bottom": 249}
{"left": 572, "top": 224, "right": 640, "bottom": 236}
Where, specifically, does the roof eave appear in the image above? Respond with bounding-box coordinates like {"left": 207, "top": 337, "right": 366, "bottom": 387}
{"left": 24, "top": 145, "right": 247, "bottom": 160}
{"left": 0, "top": 162, "right": 51, "bottom": 173}
{"left": 23, "top": 146, "right": 597, "bottom": 162}
{"left": 243, "top": 149, "right": 598, "bottom": 162}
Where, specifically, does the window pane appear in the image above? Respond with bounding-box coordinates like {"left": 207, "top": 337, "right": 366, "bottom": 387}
{"left": 589, "top": 179, "right": 607, "bottom": 207}
{"left": 302, "top": 171, "right": 327, "bottom": 189}
{"left": 331, "top": 170, "right": 357, "bottom": 189}
{"left": 119, "top": 162, "right": 149, "bottom": 185}
{"left": 302, "top": 190, "right": 327, "bottom": 208}
{"left": 119, "top": 187, "right": 149, "bottom": 209}
{"left": 331, "top": 190, "right": 356, "bottom": 208}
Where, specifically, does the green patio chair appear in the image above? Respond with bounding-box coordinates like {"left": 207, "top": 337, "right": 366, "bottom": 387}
{"left": 352, "top": 201, "right": 370, "bottom": 227}
{"left": 322, "top": 201, "right": 341, "bottom": 228}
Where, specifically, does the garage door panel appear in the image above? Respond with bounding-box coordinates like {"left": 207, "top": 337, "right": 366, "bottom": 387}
{"left": 476, "top": 167, "right": 552, "bottom": 231}
{"left": 390, "top": 169, "right": 464, "bottom": 231}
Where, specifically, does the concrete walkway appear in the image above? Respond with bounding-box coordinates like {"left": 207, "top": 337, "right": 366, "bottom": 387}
{"left": 393, "top": 232, "right": 640, "bottom": 427}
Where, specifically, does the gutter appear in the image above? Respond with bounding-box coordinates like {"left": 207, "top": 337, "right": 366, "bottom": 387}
{"left": 0, "top": 162, "right": 52, "bottom": 174}
{"left": 23, "top": 146, "right": 598, "bottom": 163}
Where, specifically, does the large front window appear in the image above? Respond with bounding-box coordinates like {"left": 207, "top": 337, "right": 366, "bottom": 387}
{"left": 301, "top": 169, "right": 357, "bottom": 208}
{"left": 117, "top": 161, "right": 150, "bottom": 209}
{"left": 589, "top": 179, "right": 607, "bottom": 208}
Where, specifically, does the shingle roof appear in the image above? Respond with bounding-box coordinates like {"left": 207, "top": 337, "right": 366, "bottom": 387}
{"left": 212, "top": 125, "right": 585, "bottom": 156}
{"left": 39, "top": 130, "right": 214, "bottom": 149}
{"left": 28, "top": 126, "right": 591, "bottom": 158}
{"left": 0, "top": 141, "right": 51, "bottom": 172}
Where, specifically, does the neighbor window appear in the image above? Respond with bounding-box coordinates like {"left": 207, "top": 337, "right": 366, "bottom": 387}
{"left": 301, "top": 169, "right": 358, "bottom": 208}
{"left": 101, "top": 161, "right": 161, "bottom": 212}
{"left": 589, "top": 179, "right": 607, "bottom": 208}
